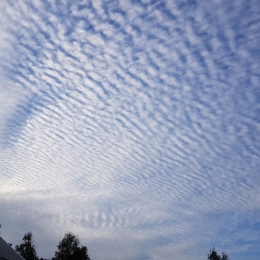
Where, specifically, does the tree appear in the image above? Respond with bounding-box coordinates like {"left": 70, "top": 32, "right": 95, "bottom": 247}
{"left": 208, "top": 247, "right": 229, "bottom": 260}
{"left": 221, "top": 252, "right": 229, "bottom": 260}
{"left": 54, "top": 232, "right": 91, "bottom": 260}
{"left": 15, "top": 232, "right": 39, "bottom": 260}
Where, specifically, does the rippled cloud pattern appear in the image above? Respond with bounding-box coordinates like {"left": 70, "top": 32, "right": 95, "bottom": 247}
{"left": 0, "top": 0, "right": 259, "bottom": 259}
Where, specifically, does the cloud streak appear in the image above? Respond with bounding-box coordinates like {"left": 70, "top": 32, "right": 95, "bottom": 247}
{"left": 0, "top": 0, "right": 259, "bottom": 259}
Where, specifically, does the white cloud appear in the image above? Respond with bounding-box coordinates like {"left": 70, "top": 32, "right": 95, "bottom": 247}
{"left": 0, "top": 0, "right": 259, "bottom": 259}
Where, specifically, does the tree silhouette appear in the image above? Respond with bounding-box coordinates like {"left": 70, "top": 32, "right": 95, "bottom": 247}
{"left": 15, "top": 232, "right": 39, "bottom": 260}
{"left": 54, "top": 232, "right": 91, "bottom": 260}
{"left": 208, "top": 247, "right": 229, "bottom": 260}
{"left": 221, "top": 252, "right": 229, "bottom": 260}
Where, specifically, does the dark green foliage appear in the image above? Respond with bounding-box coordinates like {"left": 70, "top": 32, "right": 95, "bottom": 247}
{"left": 221, "top": 252, "right": 229, "bottom": 260}
{"left": 54, "top": 232, "right": 91, "bottom": 260}
{"left": 15, "top": 232, "right": 39, "bottom": 260}
{"left": 208, "top": 247, "right": 229, "bottom": 260}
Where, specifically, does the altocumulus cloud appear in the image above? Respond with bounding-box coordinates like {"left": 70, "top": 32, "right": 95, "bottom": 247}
{"left": 0, "top": 0, "right": 259, "bottom": 259}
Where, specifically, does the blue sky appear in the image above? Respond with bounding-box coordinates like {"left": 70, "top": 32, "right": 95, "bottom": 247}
{"left": 0, "top": 0, "right": 259, "bottom": 259}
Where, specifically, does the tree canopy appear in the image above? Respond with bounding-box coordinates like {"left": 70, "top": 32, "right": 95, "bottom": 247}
{"left": 15, "top": 231, "right": 230, "bottom": 260}
{"left": 15, "top": 232, "right": 39, "bottom": 260}
{"left": 208, "top": 247, "right": 229, "bottom": 260}
{"left": 54, "top": 232, "right": 91, "bottom": 260}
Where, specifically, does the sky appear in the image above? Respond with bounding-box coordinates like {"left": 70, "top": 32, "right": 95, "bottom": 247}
{"left": 0, "top": 0, "right": 259, "bottom": 259}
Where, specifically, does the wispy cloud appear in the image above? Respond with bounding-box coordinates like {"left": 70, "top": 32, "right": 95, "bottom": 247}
{"left": 0, "top": 0, "right": 259, "bottom": 259}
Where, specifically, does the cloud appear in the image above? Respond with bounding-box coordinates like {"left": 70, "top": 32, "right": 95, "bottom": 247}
{"left": 0, "top": 0, "right": 259, "bottom": 259}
